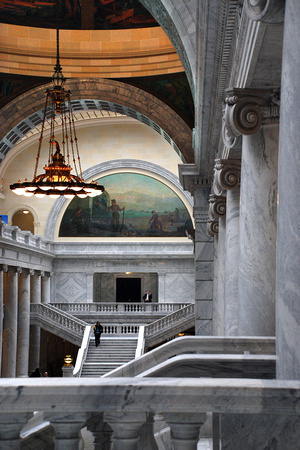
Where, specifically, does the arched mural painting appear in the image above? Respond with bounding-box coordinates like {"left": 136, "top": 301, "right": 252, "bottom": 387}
{"left": 59, "top": 173, "right": 192, "bottom": 238}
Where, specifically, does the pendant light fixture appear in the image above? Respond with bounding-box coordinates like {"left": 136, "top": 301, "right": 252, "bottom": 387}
{"left": 10, "top": 28, "right": 104, "bottom": 199}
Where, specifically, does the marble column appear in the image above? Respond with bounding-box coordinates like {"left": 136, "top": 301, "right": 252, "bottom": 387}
{"left": 29, "top": 271, "right": 41, "bottom": 375}
{"left": 158, "top": 273, "right": 166, "bottom": 303}
{"left": 224, "top": 187, "right": 240, "bottom": 336}
{"left": 224, "top": 88, "right": 279, "bottom": 337}
{"left": 215, "top": 216, "right": 225, "bottom": 336}
{"left": 2, "top": 267, "right": 18, "bottom": 378}
{"left": 163, "top": 412, "right": 206, "bottom": 450}
{"left": 104, "top": 412, "right": 147, "bottom": 450}
{"left": 276, "top": 0, "right": 300, "bottom": 379}
{"left": 16, "top": 270, "right": 30, "bottom": 377}
{"left": 41, "top": 273, "right": 51, "bottom": 304}
{"left": 238, "top": 126, "right": 278, "bottom": 336}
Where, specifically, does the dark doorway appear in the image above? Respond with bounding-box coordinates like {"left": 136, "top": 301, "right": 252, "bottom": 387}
{"left": 116, "top": 278, "right": 141, "bottom": 303}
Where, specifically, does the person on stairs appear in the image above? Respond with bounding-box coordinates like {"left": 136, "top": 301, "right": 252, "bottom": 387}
{"left": 94, "top": 321, "right": 103, "bottom": 347}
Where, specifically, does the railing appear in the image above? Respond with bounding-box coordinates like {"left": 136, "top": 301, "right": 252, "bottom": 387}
{"left": 0, "top": 378, "right": 299, "bottom": 450}
{"left": 105, "top": 336, "right": 276, "bottom": 378}
{"left": 144, "top": 304, "right": 195, "bottom": 348}
{"left": 73, "top": 326, "right": 92, "bottom": 377}
{"left": 30, "top": 303, "right": 88, "bottom": 346}
{"left": 51, "top": 302, "right": 191, "bottom": 314}
{"left": 0, "top": 221, "right": 52, "bottom": 252}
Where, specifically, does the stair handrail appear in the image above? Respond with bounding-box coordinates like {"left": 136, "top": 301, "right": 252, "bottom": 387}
{"left": 144, "top": 303, "right": 195, "bottom": 348}
{"left": 73, "top": 326, "right": 92, "bottom": 377}
{"left": 30, "top": 303, "right": 89, "bottom": 346}
{"left": 135, "top": 326, "right": 145, "bottom": 358}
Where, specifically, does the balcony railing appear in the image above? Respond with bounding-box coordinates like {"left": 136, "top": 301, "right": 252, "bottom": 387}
{"left": 0, "top": 377, "right": 299, "bottom": 449}
{"left": 52, "top": 302, "right": 191, "bottom": 314}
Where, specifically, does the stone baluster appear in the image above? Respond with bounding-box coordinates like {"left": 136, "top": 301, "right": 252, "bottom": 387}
{"left": 29, "top": 270, "right": 41, "bottom": 375}
{"left": 47, "top": 412, "right": 86, "bottom": 450}
{"left": 224, "top": 88, "right": 279, "bottom": 336}
{"left": 104, "top": 412, "right": 147, "bottom": 450}
{"left": 86, "top": 413, "right": 113, "bottom": 450}
{"left": 41, "top": 272, "right": 51, "bottom": 304}
{"left": 138, "top": 413, "right": 158, "bottom": 450}
{"left": 213, "top": 159, "right": 241, "bottom": 336}
{"left": 2, "top": 266, "right": 18, "bottom": 378}
{"left": 163, "top": 412, "right": 206, "bottom": 450}
{"left": 276, "top": 0, "right": 300, "bottom": 379}
{"left": 0, "top": 412, "right": 29, "bottom": 449}
{"left": 16, "top": 269, "right": 30, "bottom": 377}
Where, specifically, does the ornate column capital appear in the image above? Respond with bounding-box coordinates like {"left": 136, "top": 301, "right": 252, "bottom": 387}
{"left": 213, "top": 159, "right": 241, "bottom": 195}
{"left": 207, "top": 219, "right": 219, "bottom": 237}
{"left": 208, "top": 194, "right": 226, "bottom": 220}
{"left": 244, "top": 0, "right": 285, "bottom": 24}
{"left": 224, "top": 88, "right": 280, "bottom": 137}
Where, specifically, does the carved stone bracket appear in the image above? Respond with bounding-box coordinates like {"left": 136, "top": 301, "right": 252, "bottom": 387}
{"left": 244, "top": 0, "right": 285, "bottom": 24}
{"left": 213, "top": 159, "right": 241, "bottom": 195}
{"left": 224, "top": 88, "right": 280, "bottom": 137}
{"left": 207, "top": 219, "right": 219, "bottom": 237}
{"left": 208, "top": 195, "right": 226, "bottom": 220}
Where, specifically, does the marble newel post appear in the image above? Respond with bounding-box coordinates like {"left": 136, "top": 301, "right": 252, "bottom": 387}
{"left": 2, "top": 266, "right": 18, "bottom": 378}
{"left": 224, "top": 88, "right": 279, "bottom": 336}
{"left": 276, "top": 0, "right": 300, "bottom": 379}
{"left": 29, "top": 270, "right": 41, "bottom": 375}
{"left": 16, "top": 269, "right": 30, "bottom": 377}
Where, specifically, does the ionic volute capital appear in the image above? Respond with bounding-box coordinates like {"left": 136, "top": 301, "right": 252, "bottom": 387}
{"left": 213, "top": 159, "right": 241, "bottom": 195}
{"left": 208, "top": 194, "right": 226, "bottom": 220}
{"left": 244, "top": 0, "right": 285, "bottom": 24}
{"left": 224, "top": 88, "right": 280, "bottom": 137}
{"left": 206, "top": 219, "right": 219, "bottom": 237}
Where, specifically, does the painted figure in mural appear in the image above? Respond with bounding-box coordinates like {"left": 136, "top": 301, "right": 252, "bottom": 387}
{"left": 143, "top": 290, "right": 152, "bottom": 303}
{"left": 149, "top": 210, "right": 162, "bottom": 232}
{"left": 106, "top": 199, "right": 125, "bottom": 232}
{"left": 70, "top": 206, "right": 89, "bottom": 234}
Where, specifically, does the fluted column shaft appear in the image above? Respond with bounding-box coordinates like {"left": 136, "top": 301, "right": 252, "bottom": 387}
{"left": 16, "top": 270, "right": 30, "bottom": 377}
{"left": 276, "top": 0, "right": 300, "bottom": 379}
{"left": 224, "top": 187, "right": 240, "bottom": 336}
{"left": 29, "top": 271, "right": 41, "bottom": 374}
{"left": 2, "top": 268, "right": 18, "bottom": 378}
{"left": 238, "top": 126, "right": 278, "bottom": 336}
{"left": 214, "top": 216, "right": 225, "bottom": 335}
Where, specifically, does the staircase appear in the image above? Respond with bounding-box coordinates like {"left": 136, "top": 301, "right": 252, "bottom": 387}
{"left": 81, "top": 336, "right": 138, "bottom": 377}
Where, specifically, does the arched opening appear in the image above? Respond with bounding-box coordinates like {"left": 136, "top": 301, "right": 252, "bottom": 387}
{"left": 12, "top": 209, "right": 34, "bottom": 233}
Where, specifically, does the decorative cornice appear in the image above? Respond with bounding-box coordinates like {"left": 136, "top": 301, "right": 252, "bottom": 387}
{"left": 224, "top": 88, "right": 280, "bottom": 137}
{"left": 213, "top": 159, "right": 241, "bottom": 195}
{"left": 178, "top": 164, "right": 211, "bottom": 197}
{"left": 244, "top": 0, "right": 285, "bottom": 24}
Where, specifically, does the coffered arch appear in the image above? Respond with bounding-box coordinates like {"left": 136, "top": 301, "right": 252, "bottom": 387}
{"left": 0, "top": 78, "right": 193, "bottom": 165}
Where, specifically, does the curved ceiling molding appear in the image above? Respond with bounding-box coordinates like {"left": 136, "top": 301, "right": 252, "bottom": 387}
{"left": 0, "top": 24, "right": 183, "bottom": 79}
{"left": 0, "top": 78, "right": 193, "bottom": 164}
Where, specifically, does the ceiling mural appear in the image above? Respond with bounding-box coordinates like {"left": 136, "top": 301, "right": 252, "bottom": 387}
{"left": 59, "top": 172, "right": 192, "bottom": 238}
{"left": 0, "top": 0, "right": 157, "bottom": 29}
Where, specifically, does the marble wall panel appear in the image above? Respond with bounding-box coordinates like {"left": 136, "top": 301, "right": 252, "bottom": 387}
{"left": 195, "top": 301, "right": 213, "bottom": 320}
{"left": 164, "top": 273, "right": 194, "bottom": 303}
{"left": 54, "top": 273, "right": 87, "bottom": 303}
{"left": 221, "top": 414, "right": 300, "bottom": 449}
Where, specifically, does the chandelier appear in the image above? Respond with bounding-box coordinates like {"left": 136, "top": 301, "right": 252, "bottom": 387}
{"left": 10, "top": 29, "right": 104, "bottom": 199}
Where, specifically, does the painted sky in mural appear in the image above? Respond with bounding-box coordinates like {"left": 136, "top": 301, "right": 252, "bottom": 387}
{"left": 59, "top": 173, "right": 192, "bottom": 238}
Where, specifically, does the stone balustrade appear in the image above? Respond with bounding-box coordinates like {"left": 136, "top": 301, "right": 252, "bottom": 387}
{"left": 144, "top": 304, "right": 195, "bottom": 348}
{"left": 0, "top": 222, "right": 52, "bottom": 252}
{"left": 0, "top": 377, "right": 299, "bottom": 449}
{"left": 52, "top": 302, "right": 190, "bottom": 314}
